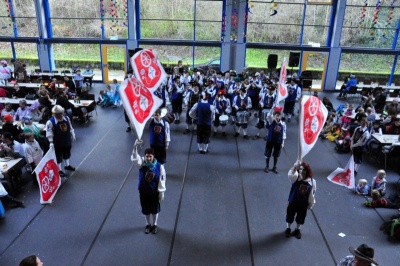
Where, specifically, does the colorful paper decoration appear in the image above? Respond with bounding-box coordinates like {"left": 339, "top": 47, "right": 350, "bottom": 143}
{"left": 382, "top": 0, "right": 396, "bottom": 38}
{"left": 358, "top": 0, "right": 368, "bottom": 31}
{"left": 3, "top": 0, "right": 16, "bottom": 30}
{"left": 230, "top": 0, "right": 238, "bottom": 43}
{"left": 221, "top": 10, "right": 227, "bottom": 42}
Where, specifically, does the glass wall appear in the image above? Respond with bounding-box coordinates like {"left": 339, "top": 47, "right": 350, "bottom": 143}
{"left": 13, "top": 42, "right": 39, "bottom": 72}
{"left": 0, "top": 42, "right": 13, "bottom": 61}
{"left": 195, "top": 0, "right": 222, "bottom": 41}
{"left": 303, "top": 4, "right": 331, "bottom": 45}
{"left": 12, "top": 0, "right": 38, "bottom": 37}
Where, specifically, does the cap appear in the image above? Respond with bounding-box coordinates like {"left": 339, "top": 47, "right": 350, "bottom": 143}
{"left": 255, "top": 72, "right": 260, "bottom": 76}
{"left": 3, "top": 114, "right": 13, "bottom": 123}
{"left": 350, "top": 74, "right": 356, "bottom": 78}
{"left": 52, "top": 105, "right": 65, "bottom": 114}
{"left": 274, "top": 106, "right": 283, "bottom": 113}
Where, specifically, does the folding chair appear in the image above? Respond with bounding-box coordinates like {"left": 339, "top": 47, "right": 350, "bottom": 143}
{"left": 347, "top": 86, "right": 359, "bottom": 99}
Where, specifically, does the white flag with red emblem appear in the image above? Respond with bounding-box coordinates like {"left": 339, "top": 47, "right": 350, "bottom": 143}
{"left": 131, "top": 49, "right": 167, "bottom": 91}
{"left": 299, "top": 95, "right": 328, "bottom": 159}
{"left": 276, "top": 58, "right": 288, "bottom": 104}
{"left": 34, "top": 147, "right": 61, "bottom": 204}
{"left": 120, "top": 77, "right": 163, "bottom": 140}
{"left": 326, "top": 155, "right": 355, "bottom": 189}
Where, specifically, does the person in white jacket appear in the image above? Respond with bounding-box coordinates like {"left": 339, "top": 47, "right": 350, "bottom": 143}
{"left": 350, "top": 118, "right": 370, "bottom": 176}
{"left": 131, "top": 140, "right": 166, "bottom": 234}
{"left": 285, "top": 161, "right": 316, "bottom": 239}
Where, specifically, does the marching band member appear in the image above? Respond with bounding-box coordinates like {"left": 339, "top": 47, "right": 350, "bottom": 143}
{"left": 169, "top": 76, "right": 184, "bottom": 124}
{"left": 264, "top": 105, "right": 286, "bottom": 174}
{"left": 149, "top": 109, "right": 171, "bottom": 165}
{"left": 283, "top": 79, "right": 301, "bottom": 122}
{"left": 191, "top": 68, "right": 203, "bottom": 86}
{"left": 253, "top": 85, "right": 276, "bottom": 140}
{"left": 228, "top": 77, "right": 242, "bottom": 125}
{"left": 189, "top": 91, "right": 216, "bottom": 154}
{"left": 212, "top": 89, "right": 231, "bottom": 136}
{"left": 232, "top": 87, "right": 252, "bottom": 139}
{"left": 205, "top": 79, "right": 218, "bottom": 105}
{"left": 183, "top": 82, "right": 201, "bottom": 134}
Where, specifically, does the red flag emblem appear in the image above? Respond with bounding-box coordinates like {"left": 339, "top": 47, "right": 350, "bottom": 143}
{"left": 132, "top": 50, "right": 166, "bottom": 90}
{"left": 37, "top": 159, "right": 60, "bottom": 202}
{"left": 302, "top": 96, "right": 325, "bottom": 145}
{"left": 123, "top": 78, "right": 155, "bottom": 124}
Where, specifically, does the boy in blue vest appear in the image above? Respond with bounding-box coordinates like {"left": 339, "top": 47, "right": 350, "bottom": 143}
{"left": 46, "top": 105, "right": 76, "bottom": 178}
{"left": 131, "top": 142, "right": 166, "bottom": 234}
{"left": 149, "top": 109, "right": 170, "bottom": 164}
{"left": 286, "top": 161, "right": 316, "bottom": 239}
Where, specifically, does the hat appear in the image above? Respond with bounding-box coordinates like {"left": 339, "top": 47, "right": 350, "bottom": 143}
{"left": 217, "top": 71, "right": 223, "bottom": 75}
{"left": 193, "top": 68, "right": 198, "bottom": 72}
{"left": 52, "top": 105, "right": 65, "bottom": 114}
{"left": 173, "top": 76, "right": 180, "bottom": 81}
{"left": 207, "top": 79, "right": 214, "bottom": 84}
{"left": 191, "top": 81, "right": 200, "bottom": 87}
{"left": 255, "top": 72, "right": 260, "bottom": 77}
{"left": 234, "top": 77, "right": 241, "bottom": 82}
{"left": 350, "top": 74, "right": 356, "bottom": 79}
{"left": 274, "top": 106, "right": 283, "bottom": 113}
{"left": 239, "top": 86, "right": 246, "bottom": 92}
{"left": 218, "top": 90, "right": 226, "bottom": 95}
{"left": 3, "top": 114, "right": 13, "bottom": 123}
{"left": 349, "top": 244, "right": 378, "bottom": 265}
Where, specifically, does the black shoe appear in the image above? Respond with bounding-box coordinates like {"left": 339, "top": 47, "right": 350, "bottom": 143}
{"left": 59, "top": 171, "right": 66, "bottom": 177}
{"left": 152, "top": 225, "right": 158, "bottom": 234}
{"left": 272, "top": 167, "right": 278, "bottom": 174}
{"left": 282, "top": 117, "right": 286, "bottom": 121}
{"left": 234, "top": 132, "right": 239, "bottom": 137}
{"left": 183, "top": 129, "right": 190, "bottom": 134}
{"left": 213, "top": 132, "right": 217, "bottom": 136}
{"left": 145, "top": 225, "right": 151, "bottom": 234}
{"left": 285, "top": 228, "right": 291, "bottom": 238}
{"left": 176, "top": 119, "right": 180, "bottom": 124}
{"left": 287, "top": 118, "right": 291, "bottom": 122}
{"left": 253, "top": 135, "right": 260, "bottom": 140}
{"left": 264, "top": 166, "right": 269, "bottom": 173}
{"left": 126, "top": 127, "right": 131, "bottom": 132}
{"left": 293, "top": 229, "right": 301, "bottom": 239}
{"left": 200, "top": 150, "right": 206, "bottom": 154}
{"left": 65, "top": 165, "right": 75, "bottom": 171}
{"left": 222, "top": 132, "right": 227, "bottom": 137}
{"left": 244, "top": 135, "right": 249, "bottom": 139}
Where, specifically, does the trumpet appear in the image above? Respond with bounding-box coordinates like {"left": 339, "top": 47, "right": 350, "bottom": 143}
{"left": 244, "top": 79, "right": 250, "bottom": 86}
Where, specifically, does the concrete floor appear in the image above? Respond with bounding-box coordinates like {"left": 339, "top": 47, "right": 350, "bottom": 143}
{"left": 0, "top": 87, "right": 399, "bottom": 265}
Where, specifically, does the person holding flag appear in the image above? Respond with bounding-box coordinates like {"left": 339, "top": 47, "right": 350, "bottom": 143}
{"left": 285, "top": 161, "right": 316, "bottom": 239}
{"left": 131, "top": 141, "right": 166, "bottom": 234}
{"left": 264, "top": 104, "right": 286, "bottom": 174}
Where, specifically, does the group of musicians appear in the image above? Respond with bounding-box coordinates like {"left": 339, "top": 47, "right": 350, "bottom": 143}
{"left": 154, "top": 67, "right": 302, "bottom": 140}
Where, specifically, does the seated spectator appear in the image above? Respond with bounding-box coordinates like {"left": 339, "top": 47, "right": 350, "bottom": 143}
{"left": 336, "top": 102, "right": 349, "bottom": 120}
{"left": 322, "top": 97, "right": 334, "bottom": 113}
{"left": 56, "top": 88, "right": 86, "bottom": 122}
{"left": 0, "top": 179, "right": 24, "bottom": 209}
{"left": 366, "top": 121, "right": 383, "bottom": 153}
{"left": 26, "top": 101, "right": 43, "bottom": 122}
{"left": 98, "top": 87, "right": 113, "bottom": 108}
{"left": 38, "top": 89, "right": 53, "bottom": 111}
{"left": 340, "top": 103, "right": 354, "bottom": 129}
{"left": 365, "top": 189, "right": 400, "bottom": 209}
{"left": 0, "top": 132, "right": 26, "bottom": 184}
{"left": 63, "top": 76, "right": 76, "bottom": 97}
{"left": 71, "top": 63, "right": 79, "bottom": 73}
{"left": 371, "top": 169, "right": 387, "bottom": 196}
{"left": 23, "top": 116, "right": 49, "bottom": 154}
{"left": 2, "top": 114, "right": 23, "bottom": 142}
{"left": 335, "top": 129, "right": 351, "bottom": 153}
{"left": 380, "top": 214, "right": 400, "bottom": 240}
{"left": 363, "top": 97, "right": 375, "bottom": 113}
{"left": 14, "top": 100, "right": 30, "bottom": 121}
{"left": 337, "top": 74, "right": 357, "bottom": 99}
{"left": 0, "top": 60, "right": 12, "bottom": 84}
{"left": 384, "top": 99, "right": 400, "bottom": 115}
{"left": 82, "top": 65, "right": 93, "bottom": 87}
{"left": 374, "top": 90, "right": 387, "bottom": 113}
{"left": 365, "top": 107, "right": 376, "bottom": 126}
{"left": 11, "top": 84, "right": 26, "bottom": 99}
{"left": 23, "top": 132, "right": 43, "bottom": 185}
{"left": 1, "top": 102, "right": 15, "bottom": 118}
{"left": 385, "top": 118, "right": 400, "bottom": 135}
{"left": 73, "top": 69, "right": 84, "bottom": 96}
{"left": 355, "top": 179, "right": 371, "bottom": 196}
{"left": 321, "top": 123, "right": 341, "bottom": 141}
{"left": 48, "top": 78, "right": 59, "bottom": 98}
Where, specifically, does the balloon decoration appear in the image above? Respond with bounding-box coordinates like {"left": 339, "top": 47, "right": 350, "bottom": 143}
{"left": 3, "top": 0, "right": 16, "bottom": 31}
{"left": 382, "top": 0, "right": 396, "bottom": 38}
{"left": 99, "top": 0, "right": 128, "bottom": 35}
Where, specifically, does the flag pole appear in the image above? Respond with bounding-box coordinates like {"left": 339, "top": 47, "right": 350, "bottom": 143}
{"left": 298, "top": 94, "right": 303, "bottom": 163}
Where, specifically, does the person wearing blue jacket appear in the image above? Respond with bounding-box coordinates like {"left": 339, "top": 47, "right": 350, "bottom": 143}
{"left": 338, "top": 74, "right": 357, "bottom": 99}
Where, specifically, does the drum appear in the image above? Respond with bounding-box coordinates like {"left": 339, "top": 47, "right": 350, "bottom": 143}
{"left": 261, "top": 109, "right": 270, "bottom": 123}
{"left": 219, "top": 115, "right": 229, "bottom": 126}
{"left": 236, "top": 111, "right": 249, "bottom": 124}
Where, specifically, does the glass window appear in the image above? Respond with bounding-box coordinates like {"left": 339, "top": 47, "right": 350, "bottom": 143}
{"left": 13, "top": 42, "right": 39, "bottom": 73}
{"left": 0, "top": 4, "right": 16, "bottom": 37}
{"left": 51, "top": 19, "right": 102, "bottom": 38}
{"left": 246, "top": 48, "right": 296, "bottom": 73}
{"left": 52, "top": 43, "right": 102, "bottom": 81}
{"left": 12, "top": 0, "right": 38, "bottom": 37}
{"left": 303, "top": 4, "right": 331, "bottom": 45}
{"left": 342, "top": 1, "right": 399, "bottom": 48}
{"left": 247, "top": 2, "right": 304, "bottom": 44}
{"left": 140, "top": 0, "right": 195, "bottom": 40}
{"left": 193, "top": 46, "right": 220, "bottom": 74}
{"left": 0, "top": 42, "right": 13, "bottom": 62}
{"left": 195, "top": 1, "right": 222, "bottom": 41}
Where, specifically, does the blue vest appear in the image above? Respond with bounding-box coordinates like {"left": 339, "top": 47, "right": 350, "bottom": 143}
{"left": 267, "top": 120, "right": 284, "bottom": 144}
{"left": 216, "top": 99, "right": 228, "bottom": 114}
{"left": 288, "top": 177, "right": 313, "bottom": 207}
{"left": 50, "top": 116, "right": 71, "bottom": 147}
{"left": 197, "top": 102, "right": 212, "bottom": 126}
{"left": 263, "top": 94, "right": 275, "bottom": 109}
{"left": 234, "top": 95, "right": 249, "bottom": 111}
{"left": 149, "top": 120, "right": 166, "bottom": 147}
{"left": 286, "top": 85, "right": 299, "bottom": 102}
{"left": 138, "top": 163, "right": 161, "bottom": 195}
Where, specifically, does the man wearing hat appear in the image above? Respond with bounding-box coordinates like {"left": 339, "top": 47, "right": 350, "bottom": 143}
{"left": 2, "top": 114, "right": 23, "bottom": 143}
{"left": 253, "top": 84, "right": 276, "bottom": 140}
{"left": 169, "top": 75, "right": 184, "bottom": 124}
{"left": 191, "top": 68, "right": 203, "bottom": 86}
{"left": 189, "top": 91, "right": 215, "bottom": 154}
{"left": 228, "top": 77, "right": 242, "bottom": 125}
{"left": 338, "top": 243, "right": 379, "bottom": 265}
{"left": 183, "top": 81, "right": 201, "bottom": 134}
{"left": 283, "top": 78, "right": 301, "bottom": 122}
{"left": 232, "top": 86, "right": 252, "bottom": 139}
{"left": 205, "top": 78, "right": 218, "bottom": 105}
{"left": 264, "top": 104, "right": 286, "bottom": 173}
{"left": 285, "top": 160, "right": 316, "bottom": 239}
{"left": 46, "top": 105, "right": 76, "bottom": 178}
{"left": 213, "top": 89, "right": 231, "bottom": 136}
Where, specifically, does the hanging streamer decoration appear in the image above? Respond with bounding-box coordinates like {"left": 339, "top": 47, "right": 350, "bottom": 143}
{"left": 100, "top": 0, "right": 105, "bottom": 32}
{"left": 123, "top": 0, "right": 128, "bottom": 27}
{"left": 370, "top": 0, "right": 381, "bottom": 39}
{"left": 268, "top": 0, "right": 278, "bottom": 16}
{"left": 231, "top": 0, "right": 238, "bottom": 42}
{"left": 221, "top": 10, "right": 227, "bottom": 42}
{"left": 3, "top": 0, "right": 17, "bottom": 31}
{"left": 358, "top": 0, "right": 368, "bottom": 32}
{"left": 109, "top": 0, "right": 119, "bottom": 33}
{"left": 243, "top": 0, "right": 250, "bottom": 43}
{"left": 382, "top": 0, "right": 396, "bottom": 38}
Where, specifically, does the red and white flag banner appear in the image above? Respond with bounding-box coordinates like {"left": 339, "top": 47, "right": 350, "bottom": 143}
{"left": 120, "top": 77, "right": 163, "bottom": 140}
{"left": 131, "top": 49, "right": 167, "bottom": 92}
{"left": 327, "top": 155, "right": 355, "bottom": 189}
{"left": 276, "top": 58, "right": 288, "bottom": 104}
{"left": 34, "top": 147, "right": 61, "bottom": 204}
{"left": 299, "top": 95, "right": 328, "bottom": 159}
